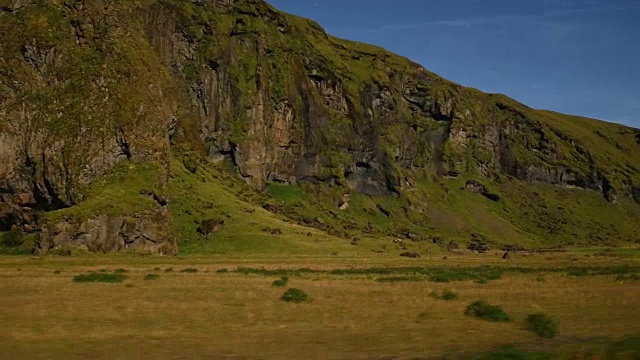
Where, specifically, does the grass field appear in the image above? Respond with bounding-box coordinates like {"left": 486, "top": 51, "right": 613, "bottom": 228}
{"left": 1, "top": 250, "right": 639, "bottom": 359}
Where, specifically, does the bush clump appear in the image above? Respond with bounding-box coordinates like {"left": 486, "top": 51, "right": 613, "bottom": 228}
{"left": 467, "top": 233, "right": 490, "bottom": 252}
{"left": 73, "top": 272, "right": 126, "bottom": 283}
{"left": 114, "top": 268, "right": 128, "bottom": 274}
{"left": 272, "top": 276, "right": 289, "bottom": 287}
{"left": 281, "top": 288, "right": 309, "bottom": 303}
{"left": 1, "top": 230, "right": 24, "bottom": 248}
{"left": 525, "top": 313, "right": 558, "bottom": 338}
{"left": 430, "top": 289, "right": 458, "bottom": 300}
{"left": 144, "top": 274, "right": 160, "bottom": 280}
{"left": 465, "top": 300, "right": 510, "bottom": 322}
{"left": 442, "top": 289, "right": 458, "bottom": 300}
{"left": 180, "top": 268, "right": 198, "bottom": 273}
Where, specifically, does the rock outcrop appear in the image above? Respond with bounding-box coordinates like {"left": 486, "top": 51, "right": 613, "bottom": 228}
{"left": 36, "top": 209, "right": 175, "bottom": 255}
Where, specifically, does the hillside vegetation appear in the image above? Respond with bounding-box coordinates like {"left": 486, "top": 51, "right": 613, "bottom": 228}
{"left": 1, "top": 0, "right": 639, "bottom": 255}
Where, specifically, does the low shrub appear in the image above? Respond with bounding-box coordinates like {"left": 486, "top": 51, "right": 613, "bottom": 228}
{"left": 73, "top": 272, "right": 126, "bottom": 283}
{"left": 114, "top": 268, "right": 128, "bottom": 274}
{"left": 144, "top": 274, "right": 160, "bottom": 280}
{"left": 216, "top": 268, "right": 229, "bottom": 273}
{"left": 281, "top": 288, "right": 309, "bottom": 303}
{"left": 272, "top": 276, "right": 289, "bottom": 287}
{"left": 165, "top": 268, "right": 173, "bottom": 273}
{"left": 180, "top": 268, "right": 198, "bottom": 273}
{"left": 465, "top": 300, "right": 510, "bottom": 322}
{"left": 442, "top": 289, "right": 458, "bottom": 300}
{"left": 0, "top": 230, "right": 24, "bottom": 248}
{"left": 429, "top": 289, "right": 458, "bottom": 300}
{"left": 525, "top": 313, "right": 558, "bottom": 338}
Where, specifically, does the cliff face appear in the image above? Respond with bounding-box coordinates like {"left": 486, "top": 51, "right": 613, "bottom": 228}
{"left": 0, "top": 0, "right": 176, "bottom": 253}
{"left": 157, "top": 0, "right": 638, "bottom": 197}
{"left": 1, "top": 0, "right": 639, "bottom": 254}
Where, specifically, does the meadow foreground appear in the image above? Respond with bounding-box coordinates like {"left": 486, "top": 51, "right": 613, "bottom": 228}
{"left": 1, "top": 250, "right": 639, "bottom": 359}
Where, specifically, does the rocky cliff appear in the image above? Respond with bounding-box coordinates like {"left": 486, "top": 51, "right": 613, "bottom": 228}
{"left": 1, "top": 0, "right": 639, "bottom": 254}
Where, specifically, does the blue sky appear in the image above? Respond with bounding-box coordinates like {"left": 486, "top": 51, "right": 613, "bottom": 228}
{"left": 267, "top": 0, "right": 640, "bottom": 128}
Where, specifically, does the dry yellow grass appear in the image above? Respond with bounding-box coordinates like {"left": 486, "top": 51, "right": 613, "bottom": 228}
{"left": 0, "top": 254, "right": 638, "bottom": 359}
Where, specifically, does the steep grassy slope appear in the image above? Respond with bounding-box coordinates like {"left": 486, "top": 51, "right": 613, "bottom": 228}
{"left": 0, "top": 0, "right": 639, "bottom": 254}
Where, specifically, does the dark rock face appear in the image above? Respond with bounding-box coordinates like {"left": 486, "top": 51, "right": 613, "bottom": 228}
{"left": 0, "top": 0, "right": 32, "bottom": 12}
{"left": 198, "top": 218, "right": 225, "bottom": 237}
{"left": 464, "top": 180, "right": 500, "bottom": 202}
{"left": 632, "top": 186, "right": 640, "bottom": 203}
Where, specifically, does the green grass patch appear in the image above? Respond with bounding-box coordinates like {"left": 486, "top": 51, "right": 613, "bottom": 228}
{"left": 230, "top": 265, "right": 640, "bottom": 283}
{"left": 272, "top": 276, "right": 289, "bottom": 287}
{"left": 0, "top": 230, "right": 24, "bottom": 248}
{"left": 266, "top": 184, "right": 305, "bottom": 204}
{"left": 73, "top": 272, "right": 126, "bottom": 283}
{"left": 0, "top": 248, "right": 33, "bottom": 255}
{"left": 465, "top": 300, "right": 510, "bottom": 322}
{"left": 525, "top": 313, "right": 558, "bottom": 339}
{"left": 42, "top": 163, "right": 162, "bottom": 224}
{"left": 233, "top": 265, "right": 505, "bottom": 283}
{"left": 281, "top": 288, "right": 309, "bottom": 303}
{"left": 458, "top": 337, "right": 640, "bottom": 359}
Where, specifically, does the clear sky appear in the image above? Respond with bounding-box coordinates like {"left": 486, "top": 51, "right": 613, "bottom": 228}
{"left": 266, "top": 0, "right": 640, "bottom": 128}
